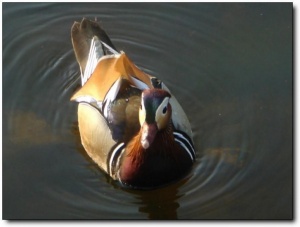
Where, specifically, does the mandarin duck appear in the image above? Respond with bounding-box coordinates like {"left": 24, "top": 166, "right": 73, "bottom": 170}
{"left": 70, "top": 18, "right": 196, "bottom": 189}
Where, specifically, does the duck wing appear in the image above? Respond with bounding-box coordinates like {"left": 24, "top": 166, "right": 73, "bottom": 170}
{"left": 71, "top": 19, "right": 154, "bottom": 104}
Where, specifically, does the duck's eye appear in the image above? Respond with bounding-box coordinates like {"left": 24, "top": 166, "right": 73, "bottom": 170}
{"left": 162, "top": 106, "right": 167, "bottom": 114}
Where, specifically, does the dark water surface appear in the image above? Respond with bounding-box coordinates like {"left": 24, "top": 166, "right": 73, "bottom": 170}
{"left": 2, "top": 3, "right": 293, "bottom": 219}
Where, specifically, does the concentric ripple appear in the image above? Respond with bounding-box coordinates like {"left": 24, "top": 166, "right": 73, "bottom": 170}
{"left": 3, "top": 3, "right": 292, "bottom": 219}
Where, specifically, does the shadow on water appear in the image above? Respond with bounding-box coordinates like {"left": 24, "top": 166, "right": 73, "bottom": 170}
{"left": 122, "top": 181, "right": 187, "bottom": 219}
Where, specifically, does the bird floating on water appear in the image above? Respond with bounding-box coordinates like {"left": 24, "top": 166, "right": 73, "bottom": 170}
{"left": 71, "top": 18, "right": 195, "bottom": 189}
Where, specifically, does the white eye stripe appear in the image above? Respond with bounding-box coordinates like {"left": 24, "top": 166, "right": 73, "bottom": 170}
{"left": 162, "top": 105, "right": 167, "bottom": 114}
{"left": 155, "top": 97, "right": 170, "bottom": 122}
{"left": 155, "top": 97, "right": 170, "bottom": 130}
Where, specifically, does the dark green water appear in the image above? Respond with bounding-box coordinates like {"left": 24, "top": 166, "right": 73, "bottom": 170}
{"left": 2, "top": 3, "right": 293, "bottom": 219}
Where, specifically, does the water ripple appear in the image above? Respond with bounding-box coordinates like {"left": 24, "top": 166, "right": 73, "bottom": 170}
{"left": 3, "top": 2, "right": 292, "bottom": 219}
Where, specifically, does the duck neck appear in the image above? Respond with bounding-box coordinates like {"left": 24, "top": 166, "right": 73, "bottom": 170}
{"left": 128, "top": 122, "right": 175, "bottom": 163}
{"left": 118, "top": 122, "right": 180, "bottom": 186}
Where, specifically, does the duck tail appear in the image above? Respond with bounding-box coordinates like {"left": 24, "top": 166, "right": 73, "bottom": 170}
{"left": 71, "top": 18, "right": 119, "bottom": 85}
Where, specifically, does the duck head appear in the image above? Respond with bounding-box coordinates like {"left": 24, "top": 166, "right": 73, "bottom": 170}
{"left": 139, "top": 89, "right": 172, "bottom": 149}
